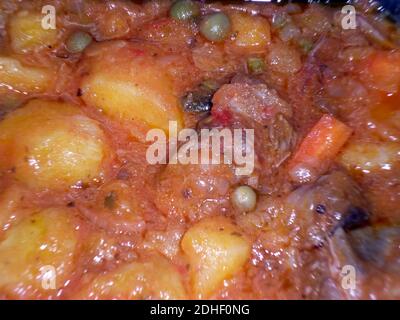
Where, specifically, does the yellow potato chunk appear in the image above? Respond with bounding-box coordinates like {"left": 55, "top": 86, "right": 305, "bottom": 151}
{"left": 0, "top": 57, "right": 55, "bottom": 93}
{"left": 80, "top": 42, "right": 183, "bottom": 138}
{"left": 8, "top": 11, "right": 58, "bottom": 53}
{"left": 181, "top": 216, "right": 251, "bottom": 298}
{"left": 0, "top": 208, "right": 78, "bottom": 298}
{"left": 95, "top": 8, "right": 130, "bottom": 40}
{"left": 267, "top": 42, "right": 302, "bottom": 74}
{"left": 338, "top": 141, "right": 400, "bottom": 174}
{"left": 228, "top": 12, "right": 271, "bottom": 54}
{"left": 74, "top": 255, "right": 187, "bottom": 299}
{"left": 0, "top": 99, "right": 108, "bottom": 190}
{"left": 0, "top": 185, "right": 26, "bottom": 232}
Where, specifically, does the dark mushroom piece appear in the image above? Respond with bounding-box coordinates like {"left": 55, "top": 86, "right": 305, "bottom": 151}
{"left": 181, "top": 80, "right": 220, "bottom": 113}
{"left": 348, "top": 225, "right": 400, "bottom": 272}
{"left": 340, "top": 206, "right": 370, "bottom": 232}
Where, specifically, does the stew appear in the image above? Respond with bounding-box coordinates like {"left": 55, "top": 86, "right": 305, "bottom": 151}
{"left": 0, "top": 0, "right": 399, "bottom": 300}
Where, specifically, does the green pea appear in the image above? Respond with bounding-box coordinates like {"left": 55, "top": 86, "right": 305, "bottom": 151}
{"left": 272, "top": 12, "right": 289, "bottom": 30}
{"left": 66, "top": 31, "right": 92, "bottom": 53}
{"left": 247, "top": 57, "right": 265, "bottom": 75}
{"left": 169, "top": 0, "right": 200, "bottom": 21}
{"left": 298, "top": 38, "right": 314, "bottom": 54}
{"left": 200, "top": 79, "right": 219, "bottom": 91}
{"left": 200, "top": 12, "right": 231, "bottom": 42}
{"left": 231, "top": 185, "right": 257, "bottom": 212}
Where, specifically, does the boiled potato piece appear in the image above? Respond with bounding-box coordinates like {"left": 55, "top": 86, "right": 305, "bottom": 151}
{"left": 0, "top": 208, "right": 78, "bottom": 298}
{"left": 181, "top": 216, "right": 251, "bottom": 298}
{"left": 95, "top": 9, "right": 130, "bottom": 40}
{"left": 80, "top": 41, "right": 183, "bottom": 137}
{"left": 228, "top": 12, "right": 271, "bottom": 54}
{"left": 0, "top": 99, "right": 108, "bottom": 190}
{"left": 8, "top": 11, "right": 58, "bottom": 53}
{"left": 267, "top": 42, "right": 302, "bottom": 74}
{"left": 74, "top": 255, "right": 187, "bottom": 299}
{"left": 0, "top": 185, "right": 27, "bottom": 232}
{"left": 338, "top": 141, "right": 400, "bottom": 174}
{"left": 0, "top": 57, "right": 55, "bottom": 93}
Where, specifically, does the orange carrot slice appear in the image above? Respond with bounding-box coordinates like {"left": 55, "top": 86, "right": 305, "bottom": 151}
{"left": 288, "top": 114, "right": 352, "bottom": 184}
